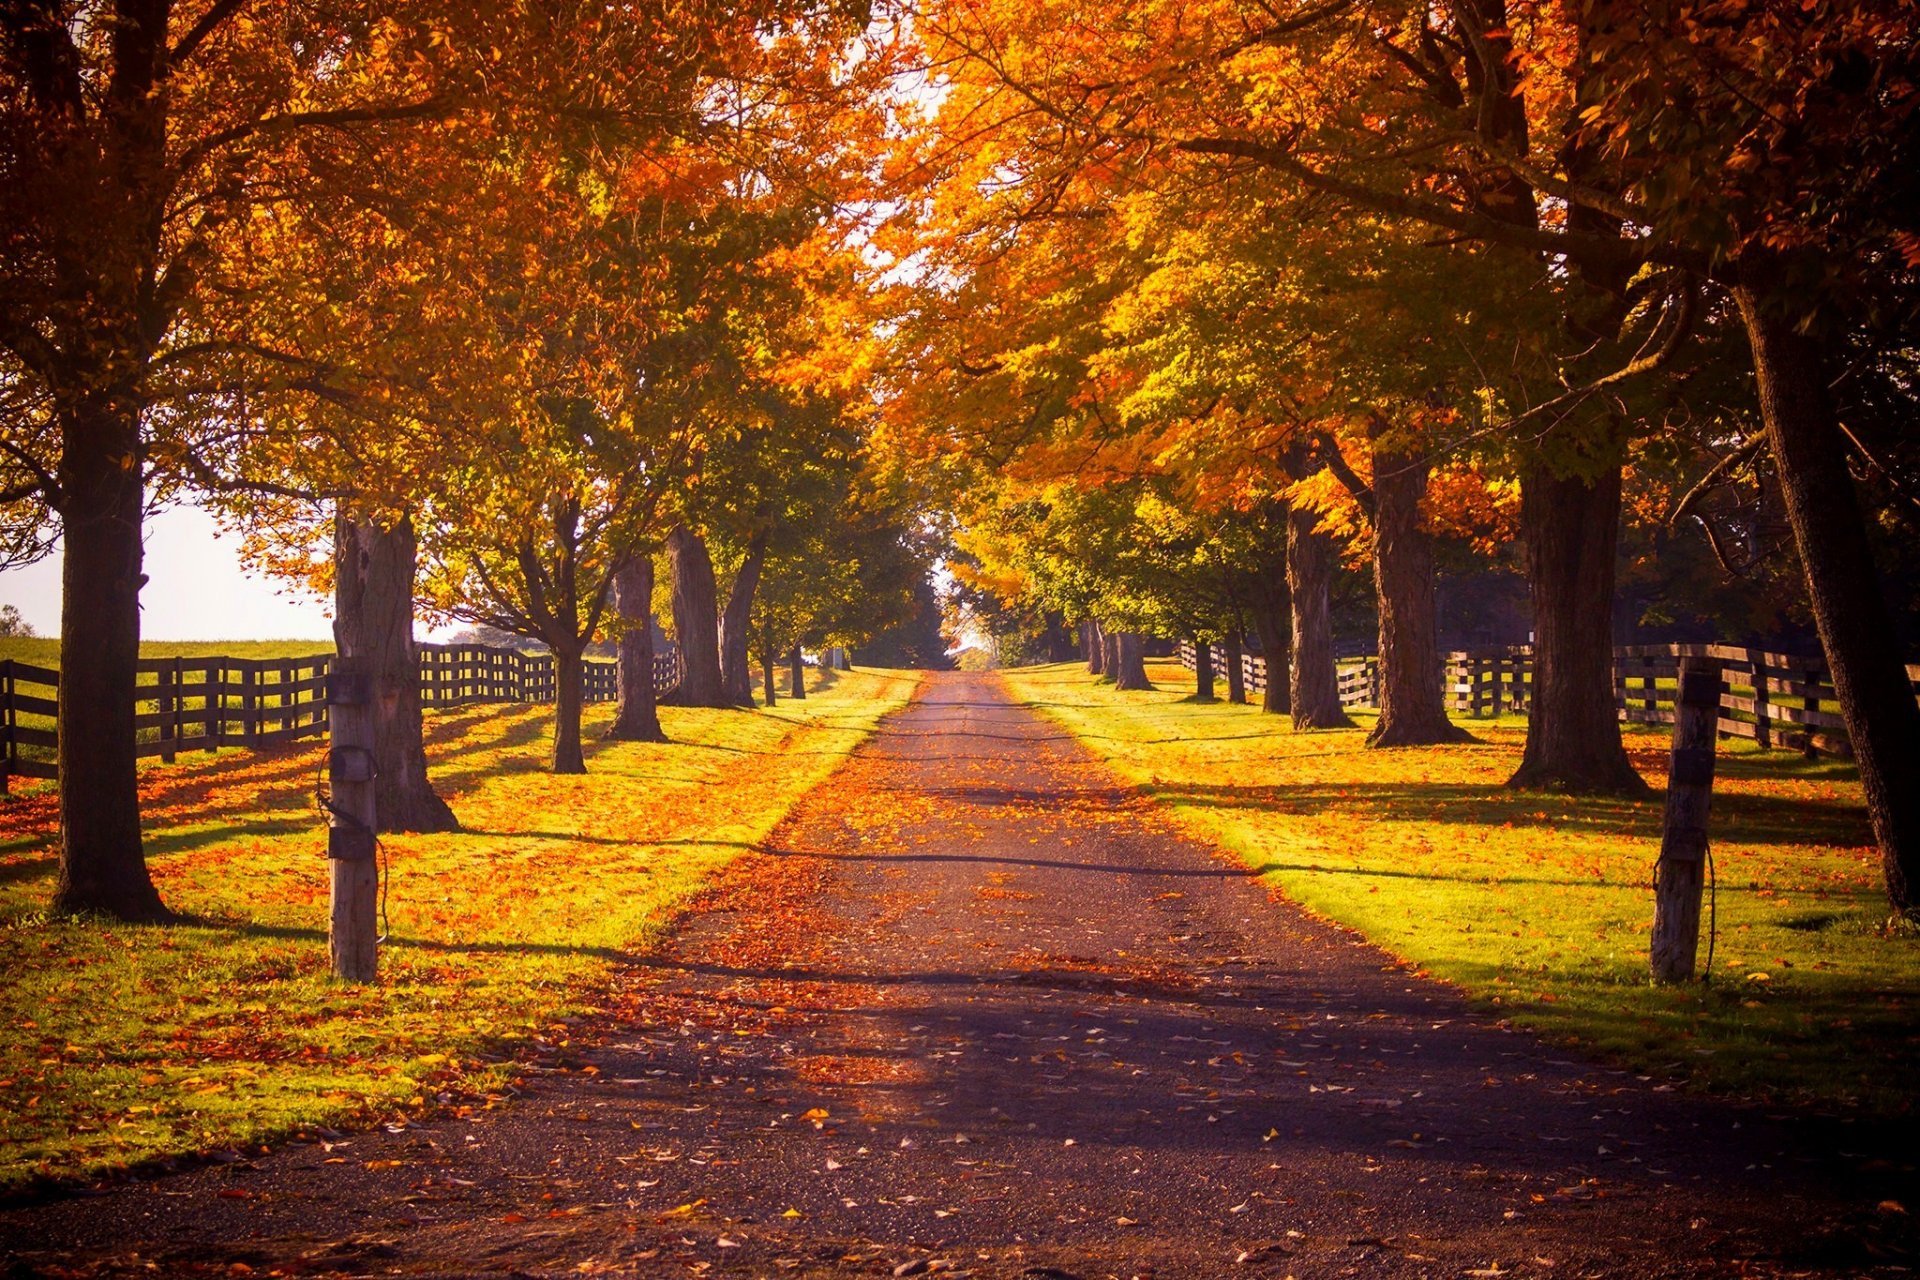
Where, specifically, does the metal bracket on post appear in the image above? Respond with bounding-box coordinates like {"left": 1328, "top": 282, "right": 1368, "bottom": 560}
{"left": 329, "top": 746, "right": 377, "bottom": 784}
{"left": 328, "top": 824, "right": 377, "bottom": 862}
{"left": 327, "top": 668, "right": 372, "bottom": 707}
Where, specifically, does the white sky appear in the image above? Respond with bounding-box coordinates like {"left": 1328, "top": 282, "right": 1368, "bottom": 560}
{"left": 0, "top": 503, "right": 336, "bottom": 641}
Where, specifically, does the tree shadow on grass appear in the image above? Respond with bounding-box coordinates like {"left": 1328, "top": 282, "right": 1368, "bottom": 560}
{"left": 1147, "top": 780, "right": 1869, "bottom": 849}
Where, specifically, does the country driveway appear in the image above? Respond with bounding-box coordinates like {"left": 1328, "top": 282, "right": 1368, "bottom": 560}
{"left": 2, "top": 671, "right": 1906, "bottom": 1278}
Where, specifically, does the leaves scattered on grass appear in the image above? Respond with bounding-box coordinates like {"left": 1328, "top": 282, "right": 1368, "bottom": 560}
{"left": 0, "top": 669, "right": 917, "bottom": 1190}
{"left": 1000, "top": 661, "right": 1918, "bottom": 1114}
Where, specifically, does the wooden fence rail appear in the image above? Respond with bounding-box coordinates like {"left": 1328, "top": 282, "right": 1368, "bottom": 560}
{"left": 1175, "top": 640, "right": 1920, "bottom": 758}
{"left": 0, "top": 643, "right": 683, "bottom": 791}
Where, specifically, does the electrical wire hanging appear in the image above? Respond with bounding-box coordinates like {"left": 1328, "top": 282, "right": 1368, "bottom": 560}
{"left": 314, "top": 749, "right": 391, "bottom": 943}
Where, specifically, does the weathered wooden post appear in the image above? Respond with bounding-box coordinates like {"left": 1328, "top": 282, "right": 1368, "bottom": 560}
{"left": 1747, "top": 647, "right": 1772, "bottom": 750}
{"left": 1650, "top": 657, "right": 1723, "bottom": 984}
{"left": 0, "top": 659, "right": 13, "bottom": 796}
{"left": 208, "top": 660, "right": 226, "bottom": 751}
{"left": 240, "top": 662, "right": 260, "bottom": 748}
{"left": 326, "top": 658, "right": 379, "bottom": 982}
{"left": 1803, "top": 663, "right": 1822, "bottom": 758}
{"left": 157, "top": 658, "right": 177, "bottom": 763}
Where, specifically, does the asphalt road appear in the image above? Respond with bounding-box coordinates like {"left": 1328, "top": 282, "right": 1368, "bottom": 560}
{"left": 3, "top": 671, "right": 1911, "bottom": 1278}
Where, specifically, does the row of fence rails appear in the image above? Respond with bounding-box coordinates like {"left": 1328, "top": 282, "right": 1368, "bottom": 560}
{"left": 1175, "top": 640, "right": 1274, "bottom": 697}
{"left": 0, "top": 641, "right": 690, "bottom": 793}
{"left": 1441, "top": 648, "right": 1532, "bottom": 717}
{"left": 131, "top": 654, "right": 337, "bottom": 763}
{"left": 1336, "top": 657, "right": 1378, "bottom": 709}
{"left": 1172, "top": 640, "right": 1909, "bottom": 756}
{"left": 1609, "top": 643, "right": 1894, "bottom": 756}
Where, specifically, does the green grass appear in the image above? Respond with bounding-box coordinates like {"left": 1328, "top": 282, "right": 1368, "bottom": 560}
{"left": 1000, "top": 660, "right": 1918, "bottom": 1115}
{"left": 0, "top": 638, "right": 337, "bottom": 668}
{"left": 0, "top": 666, "right": 918, "bottom": 1191}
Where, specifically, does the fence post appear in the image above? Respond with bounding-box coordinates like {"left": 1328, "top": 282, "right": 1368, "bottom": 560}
{"left": 208, "top": 661, "right": 226, "bottom": 750}
{"left": 1650, "top": 657, "right": 1723, "bottom": 984}
{"left": 1747, "top": 647, "right": 1772, "bottom": 750}
{"left": 0, "top": 660, "right": 12, "bottom": 795}
{"left": 1643, "top": 656, "right": 1657, "bottom": 720}
{"left": 326, "top": 658, "right": 379, "bottom": 983}
{"left": 1803, "top": 663, "right": 1821, "bottom": 759}
{"left": 239, "top": 663, "right": 259, "bottom": 748}
{"left": 158, "top": 659, "right": 177, "bottom": 763}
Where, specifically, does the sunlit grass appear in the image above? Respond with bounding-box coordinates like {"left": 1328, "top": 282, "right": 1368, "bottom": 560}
{"left": 0, "top": 666, "right": 917, "bottom": 1190}
{"left": 1001, "top": 659, "right": 1917, "bottom": 1114}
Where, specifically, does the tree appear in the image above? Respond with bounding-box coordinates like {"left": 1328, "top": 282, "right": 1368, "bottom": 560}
{"left": 0, "top": 0, "right": 846, "bottom": 918}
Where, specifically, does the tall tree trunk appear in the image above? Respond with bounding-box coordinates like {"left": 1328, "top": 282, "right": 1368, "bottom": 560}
{"left": 1086, "top": 620, "right": 1105, "bottom": 675}
{"left": 605, "top": 556, "right": 665, "bottom": 742}
{"left": 718, "top": 529, "right": 768, "bottom": 707}
{"left": 334, "top": 512, "right": 458, "bottom": 832}
{"left": 665, "top": 525, "right": 727, "bottom": 708}
{"left": 1112, "top": 632, "right": 1153, "bottom": 690}
{"left": 1509, "top": 464, "right": 1646, "bottom": 794}
{"left": 1287, "top": 505, "right": 1353, "bottom": 730}
{"left": 789, "top": 643, "right": 807, "bottom": 699}
{"left": 1102, "top": 624, "right": 1121, "bottom": 681}
{"left": 1224, "top": 627, "right": 1247, "bottom": 705}
{"left": 1250, "top": 562, "right": 1291, "bottom": 716}
{"left": 1369, "top": 449, "right": 1469, "bottom": 747}
{"left": 1193, "top": 639, "right": 1216, "bottom": 701}
{"left": 51, "top": 400, "right": 167, "bottom": 921}
{"left": 1736, "top": 276, "right": 1920, "bottom": 919}
{"left": 551, "top": 643, "right": 587, "bottom": 774}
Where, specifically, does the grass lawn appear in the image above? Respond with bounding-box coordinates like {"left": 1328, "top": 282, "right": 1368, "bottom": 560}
{"left": 0, "top": 666, "right": 917, "bottom": 1192}
{"left": 0, "top": 637, "right": 339, "bottom": 671}
{"left": 999, "top": 659, "right": 1918, "bottom": 1115}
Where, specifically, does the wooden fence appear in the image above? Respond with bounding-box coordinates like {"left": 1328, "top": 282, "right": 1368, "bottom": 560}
{"left": 1175, "top": 640, "right": 1920, "bottom": 756}
{"left": 0, "top": 643, "right": 683, "bottom": 789}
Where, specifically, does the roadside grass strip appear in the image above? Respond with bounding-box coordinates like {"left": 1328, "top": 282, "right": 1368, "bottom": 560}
{"left": 1000, "top": 660, "right": 1917, "bottom": 1115}
{"left": 0, "top": 667, "right": 917, "bottom": 1191}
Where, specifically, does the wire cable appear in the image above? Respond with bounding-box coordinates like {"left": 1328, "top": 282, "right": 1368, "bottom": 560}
{"left": 313, "top": 750, "right": 390, "bottom": 944}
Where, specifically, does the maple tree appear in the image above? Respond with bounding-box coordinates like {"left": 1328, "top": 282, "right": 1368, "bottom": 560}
{"left": 893, "top": 0, "right": 1920, "bottom": 916}
{"left": 0, "top": 0, "right": 883, "bottom": 917}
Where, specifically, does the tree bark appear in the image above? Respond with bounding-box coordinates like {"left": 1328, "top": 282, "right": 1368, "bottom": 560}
{"left": 1102, "top": 624, "right": 1121, "bottom": 681}
{"left": 1287, "top": 504, "right": 1353, "bottom": 730}
{"left": 551, "top": 643, "right": 587, "bottom": 774}
{"left": 605, "top": 556, "right": 665, "bottom": 742}
{"left": 1368, "top": 449, "right": 1469, "bottom": 747}
{"left": 789, "top": 643, "right": 807, "bottom": 699}
{"left": 334, "top": 511, "right": 459, "bottom": 832}
{"left": 718, "top": 528, "right": 768, "bottom": 707}
{"left": 1249, "top": 561, "right": 1291, "bottom": 716}
{"left": 1509, "top": 464, "right": 1646, "bottom": 794}
{"left": 51, "top": 399, "right": 168, "bottom": 921}
{"left": 664, "top": 525, "right": 728, "bottom": 708}
{"left": 1086, "top": 619, "right": 1105, "bottom": 675}
{"left": 1193, "top": 639, "right": 1216, "bottom": 702}
{"left": 1735, "top": 276, "right": 1920, "bottom": 919}
{"left": 1224, "top": 628, "right": 1247, "bottom": 705}
{"left": 1111, "top": 631, "right": 1153, "bottom": 691}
